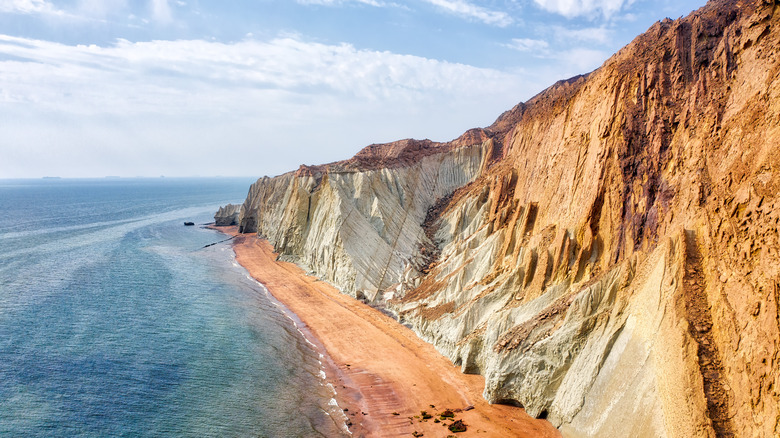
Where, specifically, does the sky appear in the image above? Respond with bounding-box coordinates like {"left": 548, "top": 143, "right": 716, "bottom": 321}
{"left": 0, "top": 0, "right": 707, "bottom": 179}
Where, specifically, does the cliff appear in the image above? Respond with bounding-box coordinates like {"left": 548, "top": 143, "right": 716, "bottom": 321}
{"left": 239, "top": 136, "right": 492, "bottom": 300}
{"left": 237, "top": 0, "right": 780, "bottom": 436}
{"left": 214, "top": 203, "right": 242, "bottom": 226}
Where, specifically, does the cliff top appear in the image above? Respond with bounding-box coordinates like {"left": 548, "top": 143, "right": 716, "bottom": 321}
{"left": 291, "top": 127, "right": 494, "bottom": 177}
{"left": 287, "top": 0, "right": 765, "bottom": 179}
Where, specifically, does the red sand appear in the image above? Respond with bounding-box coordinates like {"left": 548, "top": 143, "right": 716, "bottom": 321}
{"left": 222, "top": 226, "right": 560, "bottom": 437}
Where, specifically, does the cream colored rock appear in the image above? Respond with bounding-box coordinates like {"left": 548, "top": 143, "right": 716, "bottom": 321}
{"left": 239, "top": 141, "right": 489, "bottom": 300}
{"left": 214, "top": 203, "right": 242, "bottom": 226}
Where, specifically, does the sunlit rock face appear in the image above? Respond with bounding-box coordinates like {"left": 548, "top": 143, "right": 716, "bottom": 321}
{"left": 238, "top": 0, "right": 780, "bottom": 436}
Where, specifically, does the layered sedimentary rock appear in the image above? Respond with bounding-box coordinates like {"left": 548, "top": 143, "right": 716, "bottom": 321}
{"left": 214, "top": 203, "right": 242, "bottom": 226}
{"left": 237, "top": 0, "right": 780, "bottom": 436}
{"left": 239, "top": 137, "right": 492, "bottom": 300}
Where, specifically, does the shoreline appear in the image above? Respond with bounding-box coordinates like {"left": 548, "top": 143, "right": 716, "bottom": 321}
{"left": 243, "top": 263, "right": 357, "bottom": 436}
{"left": 217, "top": 226, "right": 560, "bottom": 437}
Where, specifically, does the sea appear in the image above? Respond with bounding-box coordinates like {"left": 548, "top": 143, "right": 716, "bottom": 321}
{"left": 0, "top": 177, "right": 348, "bottom": 437}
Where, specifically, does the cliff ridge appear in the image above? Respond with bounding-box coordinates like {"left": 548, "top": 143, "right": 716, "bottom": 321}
{"left": 236, "top": 0, "right": 780, "bottom": 435}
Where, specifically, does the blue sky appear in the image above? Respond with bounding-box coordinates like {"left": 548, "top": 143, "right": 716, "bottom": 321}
{"left": 0, "top": 0, "right": 706, "bottom": 178}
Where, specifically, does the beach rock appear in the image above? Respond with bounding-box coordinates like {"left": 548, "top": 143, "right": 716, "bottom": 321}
{"left": 448, "top": 419, "right": 467, "bottom": 433}
{"left": 237, "top": 0, "right": 780, "bottom": 436}
{"left": 214, "top": 203, "right": 242, "bottom": 226}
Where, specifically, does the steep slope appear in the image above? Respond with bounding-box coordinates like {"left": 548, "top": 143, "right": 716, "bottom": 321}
{"left": 239, "top": 136, "right": 495, "bottom": 300}
{"left": 238, "top": 0, "right": 780, "bottom": 436}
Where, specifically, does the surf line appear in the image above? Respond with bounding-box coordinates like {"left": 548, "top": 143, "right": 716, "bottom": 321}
{"left": 242, "top": 272, "right": 353, "bottom": 436}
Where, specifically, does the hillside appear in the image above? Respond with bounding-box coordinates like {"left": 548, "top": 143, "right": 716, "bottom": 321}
{"left": 237, "top": 0, "right": 780, "bottom": 435}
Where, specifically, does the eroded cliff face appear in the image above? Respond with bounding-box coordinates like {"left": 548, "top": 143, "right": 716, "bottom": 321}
{"left": 214, "top": 203, "right": 242, "bottom": 226}
{"left": 239, "top": 138, "right": 492, "bottom": 300}
{"left": 238, "top": 0, "right": 780, "bottom": 436}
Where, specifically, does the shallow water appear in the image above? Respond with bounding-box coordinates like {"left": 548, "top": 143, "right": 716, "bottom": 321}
{"left": 0, "top": 178, "right": 346, "bottom": 437}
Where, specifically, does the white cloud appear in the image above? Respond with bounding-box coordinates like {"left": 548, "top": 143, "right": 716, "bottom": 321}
{"left": 0, "top": 0, "right": 60, "bottom": 14}
{"left": 558, "top": 47, "right": 608, "bottom": 71}
{"left": 423, "top": 0, "right": 513, "bottom": 27}
{"left": 504, "top": 36, "right": 607, "bottom": 75}
{"left": 1, "top": 0, "right": 178, "bottom": 23}
{"left": 505, "top": 37, "right": 549, "bottom": 52}
{"left": 296, "top": 0, "right": 386, "bottom": 6}
{"left": 0, "top": 34, "right": 539, "bottom": 178}
{"left": 150, "top": 0, "right": 172, "bottom": 22}
{"left": 533, "top": 0, "right": 635, "bottom": 19}
{"left": 0, "top": 35, "right": 530, "bottom": 113}
{"left": 551, "top": 25, "right": 610, "bottom": 44}
{"left": 76, "top": 0, "right": 127, "bottom": 18}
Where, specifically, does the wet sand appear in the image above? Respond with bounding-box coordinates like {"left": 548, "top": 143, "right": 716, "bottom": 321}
{"left": 221, "top": 226, "right": 560, "bottom": 437}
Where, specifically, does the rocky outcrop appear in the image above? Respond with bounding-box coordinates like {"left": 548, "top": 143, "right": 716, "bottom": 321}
{"left": 214, "top": 203, "right": 242, "bottom": 226}
{"left": 238, "top": 0, "right": 780, "bottom": 436}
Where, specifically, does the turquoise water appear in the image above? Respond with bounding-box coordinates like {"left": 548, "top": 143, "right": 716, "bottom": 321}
{"left": 0, "top": 178, "right": 347, "bottom": 437}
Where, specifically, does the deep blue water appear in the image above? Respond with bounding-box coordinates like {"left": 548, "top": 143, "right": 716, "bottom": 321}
{"left": 0, "top": 178, "right": 347, "bottom": 437}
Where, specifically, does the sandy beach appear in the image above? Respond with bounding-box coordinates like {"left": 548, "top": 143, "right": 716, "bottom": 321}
{"left": 221, "top": 226, "right": 560, "bottom": 437}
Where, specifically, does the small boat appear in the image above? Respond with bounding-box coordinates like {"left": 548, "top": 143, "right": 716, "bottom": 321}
{"left": 184, "top": 221, "right": 195, "bottom": 226}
